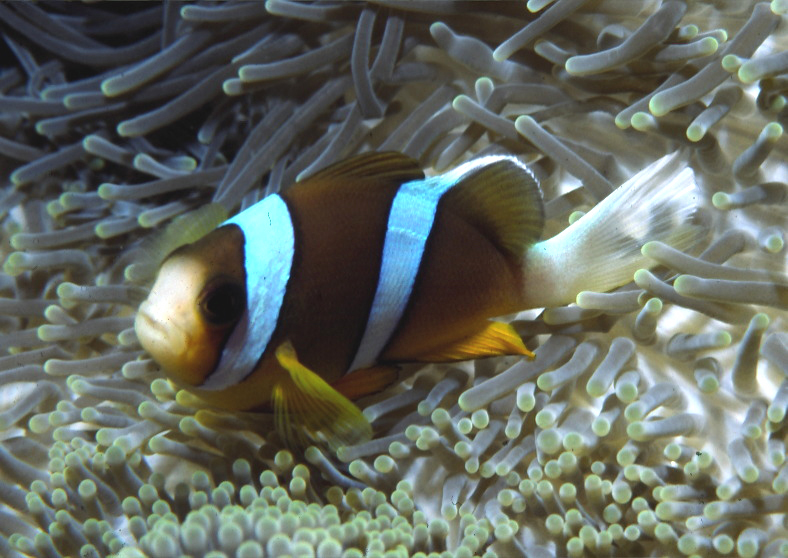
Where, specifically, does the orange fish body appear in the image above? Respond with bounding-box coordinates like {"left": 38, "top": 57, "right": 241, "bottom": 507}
{"left": 135, "top": 151, "right": 704, "bottom": 448}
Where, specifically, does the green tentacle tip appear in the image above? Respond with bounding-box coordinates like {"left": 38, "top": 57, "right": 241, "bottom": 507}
{"left": 697, "top": 36, "right": 719, "bottom": 56}
{"left": 3, "top": 252, "right": 25, "bottom": 276}
{"left": 713, "top": 331, "right": 732, "bottom": 347}
{"left": 633, "top": 269, "right": 650, "bottom": 284}
{"left": 632, "top": 111, "right": 657, "bottom": 130}
{"left": 647, "top": 95, "right": 670, "bottom": 118}
{"left": 722, "top": 54, "right": 745, "bottom": 72}
{"left": 751, "top": 313, "right": 770, "bottom": 329}
{"left": 762, "top": 233, "right": 784, "bottom": 253}
{"left": 644, "top": 298, "right": 662, "bottom": 314}
{"left": 100, "top": 76, "right": 123, "bottom": 97}
{"left": 564, "top": 56, "right": 584, "bottom": 76}
{"left": 711, "top": 192, "right": 731, "bottom": 209}
{"left": 762, "top": 121, "right": 783, "bottom": 140}
{"left": 614, "top": 112, "right": 632, "bottom": 129}
{"left": 697, "top": 374, "right": 719, "bottom": 393}
{"left": 686, "top": 123, "right": 704, "bottom": 142}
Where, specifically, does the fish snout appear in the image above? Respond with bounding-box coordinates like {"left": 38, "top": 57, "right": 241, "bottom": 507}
{"left": 134, "top": 301, "right": 189, "bottom": 363}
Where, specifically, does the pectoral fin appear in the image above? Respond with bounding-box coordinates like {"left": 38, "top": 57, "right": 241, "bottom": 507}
{"left": 273, "top": 341, "right": 372, "bottom": 450}
{"left": 412, "top": 321, "right": 535, "bottom": 362}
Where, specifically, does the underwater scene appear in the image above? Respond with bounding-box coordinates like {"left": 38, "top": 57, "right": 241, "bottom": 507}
{"left": 0, "top": 1, "right": 786, "bottom": 557}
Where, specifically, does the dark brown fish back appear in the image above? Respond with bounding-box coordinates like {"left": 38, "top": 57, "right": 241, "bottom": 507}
{"left": 275, "top": 156, "right": 415, "bottom": 382}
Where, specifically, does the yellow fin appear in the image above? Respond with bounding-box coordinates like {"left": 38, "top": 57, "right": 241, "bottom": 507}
{"left": 305, "top": 151, "right": 424, "bottom": 183}
{"left": 332, "top": 365, "right": 399, "bottom": 401}
{"left": 273, "top": 341, "right": 372, "bottom": 450}
{"left": 413, "top": 321, "right": 535, "bottom": 362}
{"left": 443, "top": 158, "right": 544, "bottom": 260}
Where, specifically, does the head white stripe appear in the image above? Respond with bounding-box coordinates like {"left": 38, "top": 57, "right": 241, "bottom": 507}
{"left": 202, "top": 194, "right": 294, "bottom": 390}
{"left": 348, "top": 156, "right": 513, "bottom": 371}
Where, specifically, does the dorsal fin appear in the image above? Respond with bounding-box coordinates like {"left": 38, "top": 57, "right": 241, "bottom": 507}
{"left": 442, "top": 157, "right": 545, "bottom": 260}
{"left": 306, "top": 151, "right": 424, "bottom": 184}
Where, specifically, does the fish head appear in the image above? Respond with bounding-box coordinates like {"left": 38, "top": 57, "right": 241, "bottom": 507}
{"left": 134, "top": 226, "right": 246, "bottom": 387}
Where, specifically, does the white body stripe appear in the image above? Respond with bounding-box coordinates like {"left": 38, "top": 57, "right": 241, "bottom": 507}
{"left": 348, "top": 156, "right": 515, "bottom": 371}
{"left": 202, "top": 194, "right": 295, "bottom": 390}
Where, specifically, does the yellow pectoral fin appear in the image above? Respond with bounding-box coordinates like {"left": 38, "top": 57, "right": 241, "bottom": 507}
{"left": 273, "top": 341, "right": 372, "bottom": 450}
{"left": 413, "top": 321, "right": 535, "bottom": 362}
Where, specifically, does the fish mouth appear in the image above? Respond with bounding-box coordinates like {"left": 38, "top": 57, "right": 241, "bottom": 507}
{"left": 134, "top": 301, "right": 188, "bottom": 357}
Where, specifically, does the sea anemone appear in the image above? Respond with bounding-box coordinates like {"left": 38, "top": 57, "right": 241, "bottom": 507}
{"left": 0, "top": 2, "right": 786, "bottom": 557}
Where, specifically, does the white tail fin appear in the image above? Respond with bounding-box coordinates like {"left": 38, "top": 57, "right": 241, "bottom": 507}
{"left": 522, "top": 152, "right": 708, "bottom": 308}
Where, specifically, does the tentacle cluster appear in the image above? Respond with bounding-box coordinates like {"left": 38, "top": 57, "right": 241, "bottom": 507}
{"left": 0, "top": 2, "right": 786, "bottom": 557}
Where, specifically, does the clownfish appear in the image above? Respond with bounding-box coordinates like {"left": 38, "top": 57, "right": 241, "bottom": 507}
{"left": 134, "top": 151, "right": 705, "bottom": 448}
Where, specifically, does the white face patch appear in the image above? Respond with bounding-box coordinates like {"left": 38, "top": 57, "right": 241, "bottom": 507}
{"left": 348, "top": 156, "right": 516, "bottom": 371}
{"left": 201, "top": 194, "right": 295, "bottom": 390}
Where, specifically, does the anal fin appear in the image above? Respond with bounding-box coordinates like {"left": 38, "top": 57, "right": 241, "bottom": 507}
{"left": 273, "top": 341, "right": 372, "bottom": 450}
{"left": 332, "top": 365, "right": 399, "bottom": 401}
{"left": 413, "top": 321, "right": 535, "bottom": 362}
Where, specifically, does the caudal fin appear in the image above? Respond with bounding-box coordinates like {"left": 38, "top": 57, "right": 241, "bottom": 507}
{"left": 522, "top": 152, "right": 708, "bottom": 308}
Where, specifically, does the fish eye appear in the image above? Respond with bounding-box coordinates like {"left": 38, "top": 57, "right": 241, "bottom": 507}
{"left": 200, "top": 282, "right": 245, "bottom": 326}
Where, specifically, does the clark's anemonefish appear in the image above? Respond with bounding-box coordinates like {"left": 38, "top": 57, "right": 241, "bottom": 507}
{"left": 134, "top": 151, "right": 705, "bottom": 449}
